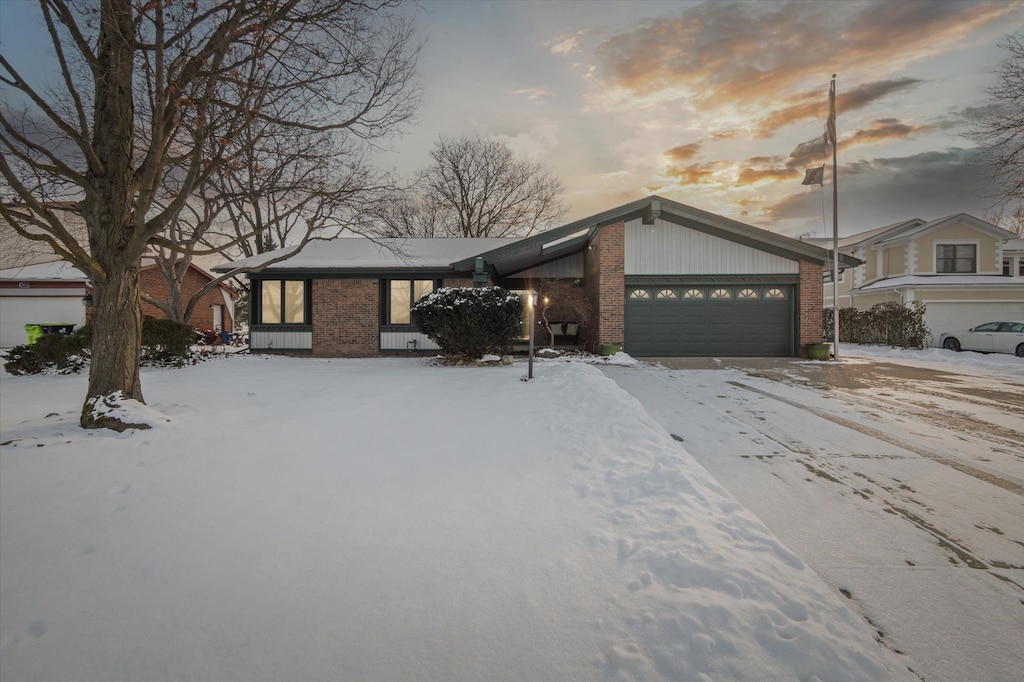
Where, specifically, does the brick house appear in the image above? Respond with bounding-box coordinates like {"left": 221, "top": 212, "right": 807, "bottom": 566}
{"left": 139, "top": 261, "right": 238, "bottom": 333}
{"left": 215, "top": 196, "right": 858, "bottom": 358}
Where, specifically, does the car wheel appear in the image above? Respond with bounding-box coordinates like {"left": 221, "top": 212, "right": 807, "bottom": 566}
{"left": 1016, "top": 343, "right": 1024, "bottom": 358}
{"left": 943, "top": 337, "right": 961, "bottom": 352}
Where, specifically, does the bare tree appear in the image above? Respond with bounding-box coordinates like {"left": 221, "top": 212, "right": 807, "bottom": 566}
{"left": 967, "top": 32, "right": 1024, "bottom": 226}
{"left": 534, "top": 279, "right": 592, "bottom": 348}
{"left": 376, "top": 134, "right": 567, "bottom": 238}
{"left": 1, "top": 0, "right": 418, "bottom": 429}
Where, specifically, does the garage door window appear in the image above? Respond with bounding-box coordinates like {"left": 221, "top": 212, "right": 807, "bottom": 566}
{"left": 656, "top": 289, "right": 677, "bottom": 299}
{"left": 710, "top": 288, "right": 731, "bottom": 299}
{"left": 765, "top": 288, "right": 786, "bottom": 299}
{"left": 683, "top": 289, "right": 703, "bottom": 299}
{"left": 738, "top": 288, "right": 758, "bottom": 299}
{"left": 629, "top": 288, "right": 650, "bottom": 299}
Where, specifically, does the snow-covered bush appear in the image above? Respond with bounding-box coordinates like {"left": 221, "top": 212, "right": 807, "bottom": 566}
{"left": 412, "top": 287, "right": 522, "bottom": 359}
{"left": 824, "top": 301, "right": 929, "bottom": 349}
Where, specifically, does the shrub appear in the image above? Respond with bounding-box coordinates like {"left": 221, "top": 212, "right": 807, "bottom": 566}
{"left": 141, "top": 318, "right": 196, "bottom": 364}
{"left": 824, "top": 301, "right": 929, "bottom": 349}
{"left": 412, "top": 287, "right": 522, "bottom": 358}
{"left": 3, "top": 329, "right": 89, "bottom": 375}
{"left": 2, "top": 318, "right": 199, "bottom": 376}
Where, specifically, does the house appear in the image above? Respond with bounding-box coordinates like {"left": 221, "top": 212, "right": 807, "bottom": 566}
{"left": 1, "top": 202, "right": 237, "bottom": 343}
{"left": 0, "top": 261, "right": 90, "bottom": 348}
{"left": 215, "top": 196, "right": 856, "bottom": 358}
{"left": 139, "top": 260, "right": 238, "bottom": 334}
{"left": 806, "top": 214, "right": 1024, "bottom": 344}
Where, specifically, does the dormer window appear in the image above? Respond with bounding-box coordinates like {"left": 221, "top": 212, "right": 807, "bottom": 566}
{"left": 936, "top": 244, "right": 976, "bottom": 273}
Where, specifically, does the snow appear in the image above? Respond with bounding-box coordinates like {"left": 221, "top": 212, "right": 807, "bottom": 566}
{"left": 0, "top": 354, "right": 920, "bottom": 681}
{"left": 212, "top": 237, "right": 518, "bottom": 273}
{"left": 840, "top": 341, "right": 1024, "bottom": 377}
{"left": 0, "top": 260, "right": 87, "bottom": 281}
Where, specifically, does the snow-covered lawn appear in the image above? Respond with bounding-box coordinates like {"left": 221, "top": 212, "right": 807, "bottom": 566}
{"left": 0, "top": 354, "right": 917, "bottom": 681}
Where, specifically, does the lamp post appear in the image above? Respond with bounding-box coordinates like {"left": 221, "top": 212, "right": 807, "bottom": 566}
{"left": 527, "top": 290, "right": 538, "bottom": 380}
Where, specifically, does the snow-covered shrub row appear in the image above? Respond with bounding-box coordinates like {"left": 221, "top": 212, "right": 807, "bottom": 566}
{"left": 412, "top": 287, "right": 522, "bottom": 359}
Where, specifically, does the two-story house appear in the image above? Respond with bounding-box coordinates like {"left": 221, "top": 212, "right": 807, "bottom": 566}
{"left": 807, "top": 213, "right": 1024, "bottom": 345}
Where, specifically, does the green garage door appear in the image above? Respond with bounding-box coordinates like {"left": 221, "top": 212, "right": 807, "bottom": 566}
{"left": 625, "top": 284, "right": 794, "bottom": 356}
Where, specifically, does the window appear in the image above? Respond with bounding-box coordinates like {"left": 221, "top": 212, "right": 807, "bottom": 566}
{"left": 1003, "top": 258, "right": 1012, "bottom": 277}
{"left": 710, "top": 288, "right": 731, "bottom": 299}
{"left": 388, "top": 279, "right": 435, "bottom": 325}
{"left": 629, "top": 289, "right": 650, "bottom": 299}
{"left": 655, "top": 289, "right": 677, "bottom": 299}
{"left": 973, "top": 322, "right": 1000, "bottom": 332}
{"left": 765, "top": 288, "right": 786, "bottom": 299}
{"left": 682, "top": 288, "right": 703, "bottom": 299}
{"left": 738, "top": 288, "right": 758, "bottom": 299}
{"left": 260, "top": 280, "right": 306, "bottom": 324}
{"left": 936, "top": 244, "right": 976, "bottom": 273}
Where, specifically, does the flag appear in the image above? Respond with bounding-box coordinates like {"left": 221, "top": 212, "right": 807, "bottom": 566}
{"left": 790, "top": 134, "right": 828, "bottom": 158}
{"left": 825, "top": 79, "right": 836, "bottom": 147}
{"left": 802, "top": 166, "right": 824, "bottom": 185}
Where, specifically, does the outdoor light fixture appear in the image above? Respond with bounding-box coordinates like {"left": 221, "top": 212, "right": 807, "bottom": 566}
{"left": 527, "top": 290, "right": 539, "bottom": 380}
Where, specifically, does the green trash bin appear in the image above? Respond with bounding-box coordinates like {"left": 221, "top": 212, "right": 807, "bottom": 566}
{"left": 24, "top": 324, "right": 43, "bottom": 345}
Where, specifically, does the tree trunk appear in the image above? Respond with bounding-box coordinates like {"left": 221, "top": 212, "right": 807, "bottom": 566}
{"left": 79, "top": 0, "right": 147, "bottom": 430}
{"left": 81, "top": 263, "right": 146, "bottom": 430}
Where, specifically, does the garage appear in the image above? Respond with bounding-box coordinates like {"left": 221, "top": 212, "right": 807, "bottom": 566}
{"left": 625, "top": 282, "right": 794, "bottom": 356}
{"left": 921, "top": 301, "right": 1024, "bottom": 346}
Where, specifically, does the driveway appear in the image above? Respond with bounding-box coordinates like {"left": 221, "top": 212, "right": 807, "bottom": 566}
{"left": 601, "top": 356, "right": 1024, "bottom": 682}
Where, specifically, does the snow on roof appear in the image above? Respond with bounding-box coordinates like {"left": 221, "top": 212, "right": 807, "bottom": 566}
{"left": 214, "top": 237, "right": 521, "bottom": 272}
{"left": 0, "top": 260, "right": 86, "bottom": 281}
{"left": 858, "top": 274, "right": 1024, "bottom": 290}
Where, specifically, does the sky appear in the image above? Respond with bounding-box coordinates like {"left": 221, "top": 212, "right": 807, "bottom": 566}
{"left": 376, "top": 0, "right": 1024, "bottom": 237}
{"left": 2, "top": 0, "right": 1023, "bottom": 238}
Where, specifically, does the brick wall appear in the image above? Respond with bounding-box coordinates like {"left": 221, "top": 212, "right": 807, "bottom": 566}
{"left": 798, "top": 260, "right": 824, "bottom": 356}
{"left": 139, "top": 265, "right": 233, "bottom": 331}
{"left": 312, "top": 279, "right": 380, "bottom": 357}
{"left": 580, "top": 222, "right": 625, "bottom": 352}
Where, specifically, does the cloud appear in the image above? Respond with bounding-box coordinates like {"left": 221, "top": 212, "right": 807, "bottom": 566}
{"left": 513, "top": 88, "right": 553, "bottom": 102}
{"left": 592, "top": 1, "right": 1014, "bottom": 114}
{"left": 664, "top": 143, "right": 702, "bottom": 162}
{"left": 843, "top": 118, "right": 930, "bottom": 147}
{"left": 549, "top": 32, "right": 584, "bottom": 55}
{"left": 765, "top": 147, "right": 993, "bottom": 231}
{"left": 753, "top": 79, "right": 923, "bottom": 137}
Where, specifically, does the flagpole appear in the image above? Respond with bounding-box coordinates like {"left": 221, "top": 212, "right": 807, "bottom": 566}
{"left": 830, "top": 75, "right": 839, "bottom": 361}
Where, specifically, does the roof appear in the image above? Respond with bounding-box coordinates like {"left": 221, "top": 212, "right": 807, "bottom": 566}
{"left": 0, "top": 260, "right": 87, "bottom": 281}
{"left": 454, "top": 195, "right": 860, "bottom": 275}
{"left": 803, "top": 219, "right": 925, "bottom": 250}
{"left": 214, "top": 196, "right": 859, "bottom": 277}
{"left": 212, "top": 237, "right": 518, "bottom": 274}
{"left": 808, "top": 214, "right": 1018, "bottom": 252}
{"left": 858, "top": 274, "right": 1024, "bottom": 291}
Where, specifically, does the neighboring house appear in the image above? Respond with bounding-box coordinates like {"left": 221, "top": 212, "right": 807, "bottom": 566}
{"left": 806, "top": 214, "right": 1024, "bottom": 345}
{"left": 0, "top": 261, "right": 89, "bottom": 348}
{"left": 215, "top": 196, "right": 856, "bottom": 358}
{"left": 139, "top": 260, "right": 238, "bottom": 333}
{"left": 1, "top": 203, "right": 237, "bottom": 341}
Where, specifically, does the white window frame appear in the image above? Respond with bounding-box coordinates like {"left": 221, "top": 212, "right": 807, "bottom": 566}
{"left": 934, "top": 240, "right": 979, "bottom": 274}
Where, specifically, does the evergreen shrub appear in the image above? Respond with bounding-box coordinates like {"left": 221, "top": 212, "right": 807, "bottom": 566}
{"left": 824, "top": 301, "right": 929, "bottom": 349}
{"left": 412, "top": 287, "right": 522, "bottom": 359}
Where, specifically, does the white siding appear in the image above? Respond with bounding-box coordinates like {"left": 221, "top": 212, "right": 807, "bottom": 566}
{"left": 251, "top": 329, "right": 312, "bottom": 351}
{"left": 380, "top": 331, "right": 440, "bottom": 351}
{"left": 0, "top": 294, "right": 86, "bottom": 348}
{"left": 625, "top": 218, "right": 799, "bottom": 275}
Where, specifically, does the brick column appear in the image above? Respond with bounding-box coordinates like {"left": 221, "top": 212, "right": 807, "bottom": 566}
{"left": 312, "top": 279, "right": 380, "bottom": 357}
{"left": 798, "top": 261, "right": 824, "bottom": 357}
{"left": 581, "top": 222, "right": 625, "bottom": 352}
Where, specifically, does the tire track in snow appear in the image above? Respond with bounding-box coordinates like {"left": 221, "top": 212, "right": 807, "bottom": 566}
{"left": 726, "top": 381, "right": 1024, "bottom": 497}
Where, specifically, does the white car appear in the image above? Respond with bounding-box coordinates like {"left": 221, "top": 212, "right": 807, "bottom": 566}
{"left": 939, "top": 321, "right": 1024, "bottom": 357}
